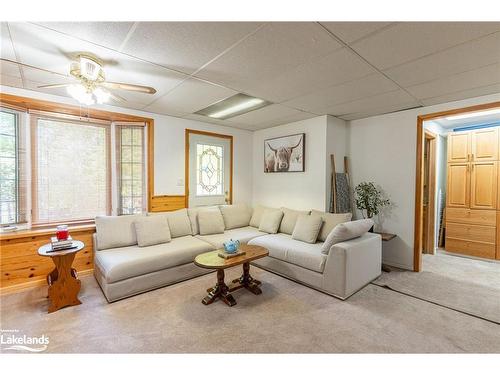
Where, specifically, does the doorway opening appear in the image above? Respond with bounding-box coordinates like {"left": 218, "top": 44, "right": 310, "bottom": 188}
{"left": 185, "top": 129, "right": 233, "bottom": 208}
{"left": 414, "top": 102, "right": 500, "bottom": 271}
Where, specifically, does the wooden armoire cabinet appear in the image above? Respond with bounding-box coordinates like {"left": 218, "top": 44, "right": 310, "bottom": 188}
{"left": 445, "top": 127, "right": 500, "bottom": 259}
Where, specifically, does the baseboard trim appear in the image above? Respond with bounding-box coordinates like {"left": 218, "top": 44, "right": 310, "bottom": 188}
{"left": 382, "top": 259, "right": 413, "bottom": 271}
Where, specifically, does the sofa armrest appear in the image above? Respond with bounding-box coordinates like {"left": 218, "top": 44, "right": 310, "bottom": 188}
{"left": 93, "top": 233, "right": 99, "bottom": 252}
{"left": 322, "top": 232, "right": 382, "bottom": 299}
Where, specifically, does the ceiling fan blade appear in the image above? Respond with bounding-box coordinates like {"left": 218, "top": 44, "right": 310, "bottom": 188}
{"left": 37, "top": 83, "right": 73, "bottom": 89}
{"left": 101, "top": 81, "right": 157, "bottom": 94}
{"left": 108, "top": 91, "right": 127, "bottom": 103}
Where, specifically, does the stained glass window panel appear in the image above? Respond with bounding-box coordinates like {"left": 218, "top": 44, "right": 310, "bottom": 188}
{"left": 196, "top": 143, "right": 223, "bottom": 196}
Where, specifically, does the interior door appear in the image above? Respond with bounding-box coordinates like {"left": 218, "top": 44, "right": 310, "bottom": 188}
{"left": 446, "top": 163, "right": 470, "bottom": 208}
{"left": 447, "top": 132, "right": 470, "bottom": 163}
{"left": 470, "top": 161, "right": 497, "bottom": 210}
{"left": 471, "top": 127, "right": 498, "bottom": 162}
{"left": 188, "top": 132, "right": 231, "bottom": 207}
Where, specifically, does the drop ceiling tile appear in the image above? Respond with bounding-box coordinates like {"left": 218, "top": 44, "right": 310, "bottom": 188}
{"left": 23, "top": 80, "right": 72, "bottom": 98}
{"left": 420, "top": 83, "right": 500, "bottom": 106}
{"left": 1, "top": 22, "right": 16, "bottom": 61}
{"left": 121, "top": 22, "right": 262, "bottom": 74}
{"left": 183, "top": 113, "right": 249, "bottom": 129}
{"left": 228, "top": 104, "right": 313, "bottom": 126}
{"left": 244, "top": 47, "right": 375, "bottom": 103}
{"left": 340, "top": 101, "right": 423, "bottom": 121}
{"left": 34, "top": 22, "right": 134, "bottom": 50}
{"left": 325, "top": 89, "right": 419, "bottom": 117}
{"left": 0, "top": 59, "right": 22, "bottom": 78}
{"left": 143, "top": 77, "right": 237, "bottom": 114}
{"left": 9, "top": 23, "right": 189, "bottom": 106}
{"left": 1, "top": 74, "right": 23, "bottom": 88}
{"left": 9, "top": 22, "right": 116, "bottom": 75}
{"left": 320, "top": 22, "right": 394, "bottom": 44}
{"left": 406, "top": 63, "right": 500, "bottom": 99}
{"left": 102, "top": 59, "right": 188, "bottom": 105}
{"left": 351, "top": 22, "right": 500, "bottom": 70}
{"left": 385, "top": 31, "right": 500, "bottom": 87}
{"left": 22, "top": 66, "right": 73, "bottom": 85}
{"left": 283, "top": 73, "right": 399, "bottom": 113}
{"left": 195, "top": 22, "right": 342, "bottom": 92}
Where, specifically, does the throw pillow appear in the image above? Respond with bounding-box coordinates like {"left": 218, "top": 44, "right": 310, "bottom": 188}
{"left": 258, "top": 210, "right": 284, "bottom": 234}
{"left": 279, "top": 207, "right": 311, "bottom": 235}
{"left": 95, "top": 214, "right": 143, "bottom": 250}
{"left": 149, "top": 208, "right": 192, "bottom": 238}
{"left": 134, "top": 215, "right": 171, "bottom": 247}
{"left": 321, "top": 219, "right": 374, "bottom": 254}
{"left": 198, "top": 208, "right": 225, "bottom": 235}
{"left": 219, "top": 204, "right": 251, "bottom": 229}
{"left": 187, "top": 207, "right": 199, "bottom": 235}
{"left": 292, "top": 214, "right": 323, "bottom": 244}
{"left": 311, "top": 210, "right": 352, "bottom": 242}
{"left": 249, "top": 205, "right": 269, "bottom": 228}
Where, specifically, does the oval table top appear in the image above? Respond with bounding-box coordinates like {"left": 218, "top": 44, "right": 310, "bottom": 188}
{"left": 194, "top": 244, "right": 268, "bottom": 270}
{"left": 38, "top": 240, "right": 85, "bottom": 257}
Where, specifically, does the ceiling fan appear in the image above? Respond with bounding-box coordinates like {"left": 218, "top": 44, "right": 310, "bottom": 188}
{"left": 35, "top": 53, "right": 157, "bottom": 105}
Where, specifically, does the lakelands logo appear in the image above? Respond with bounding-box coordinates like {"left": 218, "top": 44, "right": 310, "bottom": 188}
{"left": 0, "top": 329, "right": 49, "bottom": 352}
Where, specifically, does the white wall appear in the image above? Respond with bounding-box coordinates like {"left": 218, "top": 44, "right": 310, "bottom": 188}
{"left": 348, "top": 92, "right": 500, "bottom": 270}
{"left": 0, "top": 86, "right": 254, "bottom": 204}
{"left": 326, "top": 115, "right": 348, "bottom": 211}
{"left": 252, "top": 115, "right": 348, "bottom": 211}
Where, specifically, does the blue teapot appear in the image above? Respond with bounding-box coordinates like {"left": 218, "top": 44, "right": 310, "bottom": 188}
{"left": 223, "top": 239, "right": 240, "bottom": 253}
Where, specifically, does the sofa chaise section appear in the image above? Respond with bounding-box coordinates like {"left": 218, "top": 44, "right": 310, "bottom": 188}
{"left": 93, "top": 214, "right": 216, "bottom": 302}
{"left": 249, "top": 232, "right": 381, "bottom": 300}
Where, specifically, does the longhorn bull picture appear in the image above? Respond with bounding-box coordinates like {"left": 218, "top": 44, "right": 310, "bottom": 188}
{"left": 264, "top": 133, "right": 305, "bottom": 172}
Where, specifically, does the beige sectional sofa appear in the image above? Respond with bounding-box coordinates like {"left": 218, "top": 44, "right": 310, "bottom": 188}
{"left": 93, "top": 204, "right": 381, "bottom": 302}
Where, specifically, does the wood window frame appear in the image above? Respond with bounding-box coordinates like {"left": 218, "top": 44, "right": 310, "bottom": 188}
{"left": 185, "top": 129, "right": 233, "bottom": 208}
{"left": 414, "top": 100, "right": 500, "bottom": 271}
{"left": 0, "top": 93, "right": 155, "bottom": 228}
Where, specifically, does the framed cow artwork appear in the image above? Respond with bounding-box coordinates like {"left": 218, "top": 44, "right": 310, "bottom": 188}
{"left": 264, "top": 133, "right": 305, "bottom": 172}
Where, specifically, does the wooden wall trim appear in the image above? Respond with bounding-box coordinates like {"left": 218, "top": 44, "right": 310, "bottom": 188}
{"left": 414, "top": 100, "right": 500, "bottom": 272}
{"left": 1, "top": 226, "right": 96, "bottom": 293}
{"left": 184, "top": 129, "right": 233, "bottom": 208}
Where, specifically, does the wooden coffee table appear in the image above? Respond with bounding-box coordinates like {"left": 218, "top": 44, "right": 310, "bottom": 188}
{"left": 194, "top": 244, "right": 269, "bottom": 307}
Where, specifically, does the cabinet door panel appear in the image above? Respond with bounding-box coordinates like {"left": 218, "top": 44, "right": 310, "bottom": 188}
{"left": 446, "top": 163, "right": 470, "bottom": 208}
{"left": 472, "top": 127, "right": 498, "bottom": 162}
{"left": 470, "top": 161, "right": 497, "bottom": 210}
{"left": 447, "top": 132, "right": 470, "bottom": 163}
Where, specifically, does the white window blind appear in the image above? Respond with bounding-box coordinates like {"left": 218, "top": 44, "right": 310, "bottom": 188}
{"left": 31, "top": 115, "right": 111, "bottom": 224}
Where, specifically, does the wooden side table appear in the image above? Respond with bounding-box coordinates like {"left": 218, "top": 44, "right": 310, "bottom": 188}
{"left": 38, "top": 240, "right": 84, "bottom": 313}
{"left": 374, "top": 232, "right": 397, "bottom": 272}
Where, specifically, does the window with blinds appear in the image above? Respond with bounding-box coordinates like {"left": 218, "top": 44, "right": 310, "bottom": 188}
{"left": 0, "top": 108, "right": 27, "bottom": 225}
{"left": 31, "top": 115, "right": 111, "bottom": 224}
{"left": 115, "top": 123, "right": 146, "bottom": 215}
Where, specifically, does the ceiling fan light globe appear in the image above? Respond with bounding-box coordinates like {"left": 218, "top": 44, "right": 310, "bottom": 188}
{"left": 67, "top": 84, "right": 95, "bottom": 106}
{"left": 93, "top": 87, "right": 111, "bottom": 104}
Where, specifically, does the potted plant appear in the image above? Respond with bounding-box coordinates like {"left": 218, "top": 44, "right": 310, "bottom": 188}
{"left": 354, "top": 182, "right": 390, "bottom": 231}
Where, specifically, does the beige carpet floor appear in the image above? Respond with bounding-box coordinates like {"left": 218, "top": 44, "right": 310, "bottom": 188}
{"left": 373, "top": 253, "right": 500, "bottom": 323}
{"left": 1, "top": 254, "right": 500, "bottom": 353}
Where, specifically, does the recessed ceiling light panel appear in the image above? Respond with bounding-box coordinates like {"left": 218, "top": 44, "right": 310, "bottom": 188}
{"left": 445, "top": 108, "right": 500, "bottom": 121}
{"left": 195, "top": 93, "right": 271, "bottom": 120}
